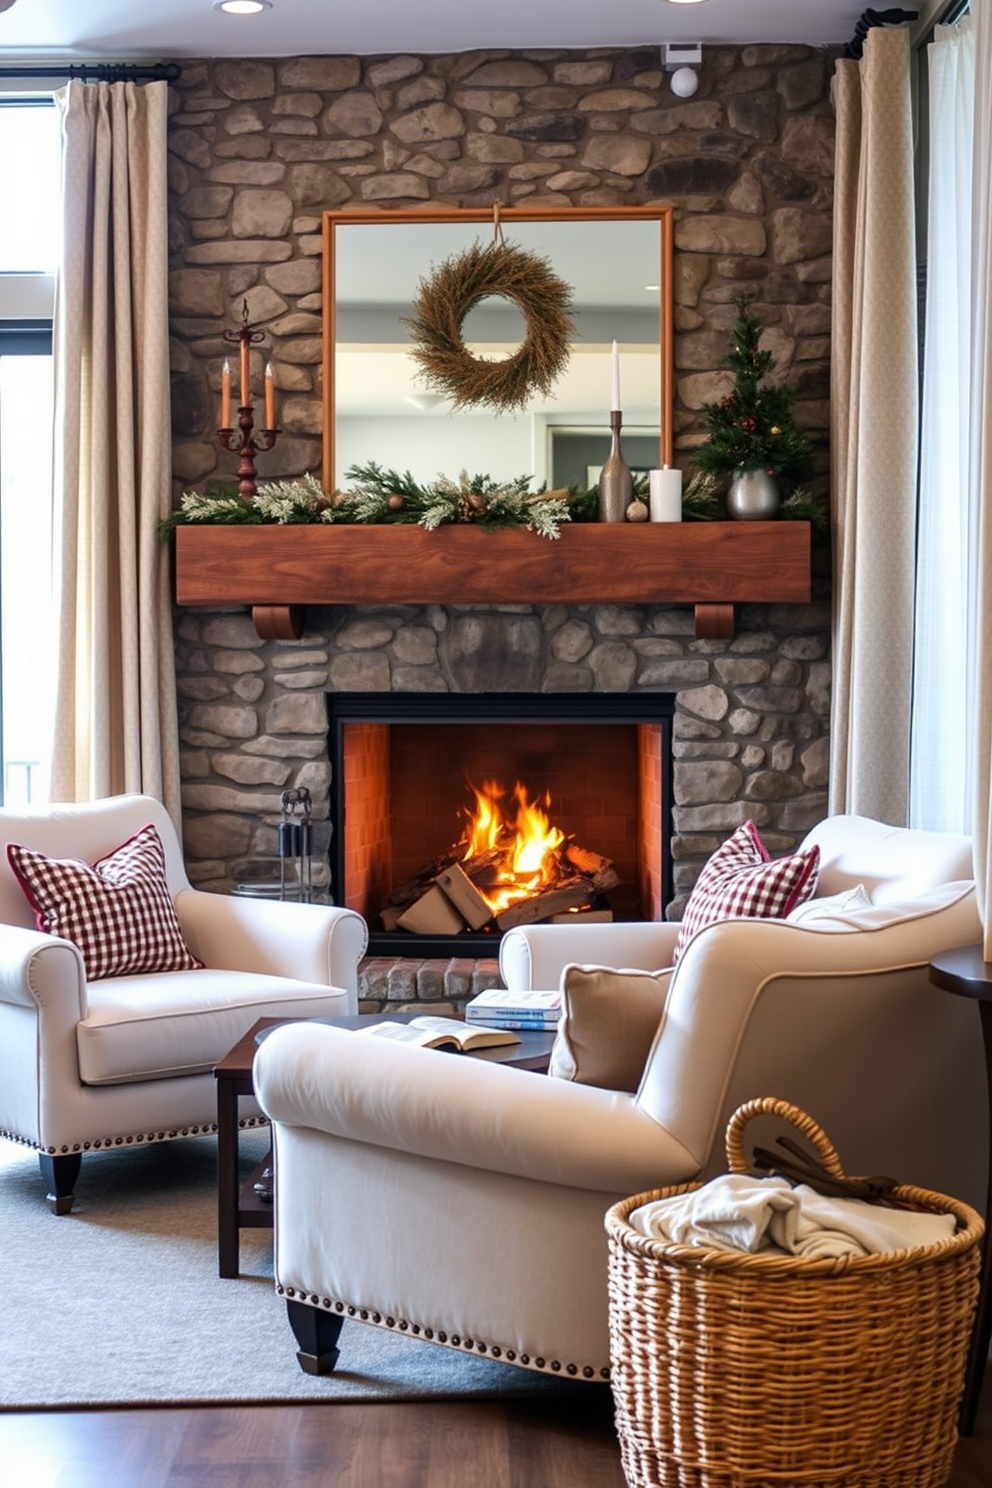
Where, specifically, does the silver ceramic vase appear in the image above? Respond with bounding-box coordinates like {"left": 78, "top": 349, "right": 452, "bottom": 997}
{"left": 726, "top": 468, "right": 780, "bottom": 520}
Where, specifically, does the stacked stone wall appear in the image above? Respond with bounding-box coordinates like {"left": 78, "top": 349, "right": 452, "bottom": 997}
{"left": 166, "top": 43, "right": 836, "bottom": 976}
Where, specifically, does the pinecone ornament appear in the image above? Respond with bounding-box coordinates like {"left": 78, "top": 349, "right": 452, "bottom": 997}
{"left": 457, "top": 493, "right": 487, "bottom": 522}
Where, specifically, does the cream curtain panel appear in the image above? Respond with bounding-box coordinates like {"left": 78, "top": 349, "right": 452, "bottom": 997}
{"left": 829, "top": 28, "right": 918, "bottom": 824}
{"left": 970, "top": 0, "right": 992, "bottom": 957}
{"left": 50, "top": 80, "right": 181, "bottom": 826}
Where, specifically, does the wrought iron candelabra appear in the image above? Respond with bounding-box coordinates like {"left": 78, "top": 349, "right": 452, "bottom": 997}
{"left": 218, "top": 300, "right": 279, "bottom": 500}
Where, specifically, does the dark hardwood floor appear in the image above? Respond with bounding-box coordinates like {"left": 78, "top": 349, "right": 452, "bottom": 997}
{"left": 0, "top": 1375, "right": 989, "bottom": 1488}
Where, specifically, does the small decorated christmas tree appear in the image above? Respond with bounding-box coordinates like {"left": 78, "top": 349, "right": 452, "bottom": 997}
{"left": 694, "top": 295, "right": 814, "bottom": 484}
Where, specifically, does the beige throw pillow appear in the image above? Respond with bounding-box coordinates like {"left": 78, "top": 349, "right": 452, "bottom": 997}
{"left": 549, "top": 963, "right": 672, "bottom": 1092}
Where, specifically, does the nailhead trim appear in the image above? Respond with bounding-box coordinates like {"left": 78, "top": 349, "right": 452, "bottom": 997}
{"left": 273, "top": 1290, "right": 608, "bottom": 1381}
{"left": 2, "top": 1116, "right": 266, "bottom": 1157}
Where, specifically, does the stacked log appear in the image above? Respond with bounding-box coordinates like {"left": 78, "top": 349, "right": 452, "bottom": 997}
{"left": 387, "top": 843, "right": 619, "bottom": 935}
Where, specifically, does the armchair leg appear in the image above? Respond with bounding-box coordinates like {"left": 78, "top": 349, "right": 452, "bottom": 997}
{"left": 287, "top": 1298, "right": 344, "bottom": 1375}
{"left": 38, "top": 1152, "right": 82, "bottom": 1215}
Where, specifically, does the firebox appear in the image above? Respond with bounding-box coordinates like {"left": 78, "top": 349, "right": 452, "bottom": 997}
{"left": 327, "top": 693, "right": 674, "bottom": 958}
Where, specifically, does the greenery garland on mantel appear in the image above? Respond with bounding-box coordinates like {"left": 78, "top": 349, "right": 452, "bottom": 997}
{"left": 160, "top": 465, "right": 594, "bottom": 542}
{"left": 159, "top": 464, "right": 825, "bottom": 543}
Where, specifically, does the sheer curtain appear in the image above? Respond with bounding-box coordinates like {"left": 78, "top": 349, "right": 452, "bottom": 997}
{"left": 829, "top": 27, "right": 919, "bottom": 823}
{"left": 970, "top": 0, "right": 992, "bottom": 954}
{"left": 50, "top": 80, "right": 181, "bottom": 826}
{"left": 910, "top": 19, "right": 976, "bottom": 833}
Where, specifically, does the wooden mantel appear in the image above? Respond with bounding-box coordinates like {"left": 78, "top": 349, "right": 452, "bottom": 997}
{"left": 173, "top": 521, "right": 812, "bottom": 641}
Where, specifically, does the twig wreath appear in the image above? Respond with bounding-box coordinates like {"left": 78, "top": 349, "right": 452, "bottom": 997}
{"left": 402, "top": 207, "right": 575, "bottom": 414}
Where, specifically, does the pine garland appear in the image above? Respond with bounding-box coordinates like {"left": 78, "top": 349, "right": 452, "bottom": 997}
{"left": 680, "top": 470, "right": 721, "bottom": 522}
{"left": 780, "top": 486, "right": 829, "bottom": 535}
{"left": 160, "top": 465, "right": 586, "bottom": 542}
{"left": 342, "top": 463, "right": 574, "bottom": 539}
{"left": 158, "top": 473, "right": 331, "bottom": 538}
{"left": 159, "top": 463, "right": 822, "bottom": 539}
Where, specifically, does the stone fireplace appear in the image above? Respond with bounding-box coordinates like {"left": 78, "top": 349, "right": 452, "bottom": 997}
{"left": 166, "top": 41, "right": 837, "bottom": 1006}
{"left": 174, "top": 596, "right": 831, "bottom": 1006}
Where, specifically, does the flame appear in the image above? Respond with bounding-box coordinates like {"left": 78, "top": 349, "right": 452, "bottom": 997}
{"left": 460, "top": 780, "right": 565, "bottom": 915}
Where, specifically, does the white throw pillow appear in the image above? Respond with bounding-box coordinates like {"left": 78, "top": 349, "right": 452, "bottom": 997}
{"left": 785, "top": 884, "right": 872, "bottom": 924}
{"left": 783, "top": 880, "right": 974, "bottom": 934}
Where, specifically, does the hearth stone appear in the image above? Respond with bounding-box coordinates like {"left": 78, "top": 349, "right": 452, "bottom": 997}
{"left": 358, "top": 957, "right": 502, "bottom": 1012}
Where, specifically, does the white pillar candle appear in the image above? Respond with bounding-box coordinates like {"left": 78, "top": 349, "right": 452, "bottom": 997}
{"left": 649, "top": 466, "right": 682, "bottom": 522}
{"left": 611, "top": 339, "right": 621, "bottom": 411}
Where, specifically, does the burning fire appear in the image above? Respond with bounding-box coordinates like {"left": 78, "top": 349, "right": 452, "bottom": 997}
{"left": 460, "top": 780, "right": 566, "bottom": 915}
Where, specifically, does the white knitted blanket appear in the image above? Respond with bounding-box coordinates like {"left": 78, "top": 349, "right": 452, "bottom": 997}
{"left": 628, "top": 1174, "right": 955, "bottom": 1258}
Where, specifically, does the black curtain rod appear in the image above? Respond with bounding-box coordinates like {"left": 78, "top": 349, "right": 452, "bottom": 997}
{"left": 0, "top": 61, "right": 180, "bottom": 83}
{"left": 845, "top": 7, "right": 919, "bottom": 58}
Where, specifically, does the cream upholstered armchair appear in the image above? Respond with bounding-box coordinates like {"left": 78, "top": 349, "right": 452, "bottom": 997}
{"left": 253, "top": 814, "right": 986, "bottom": 1384}
{"left": 0, "top": 793, "right": 367, "bottom": 1212}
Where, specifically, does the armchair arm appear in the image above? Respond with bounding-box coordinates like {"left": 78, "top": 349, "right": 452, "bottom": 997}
{"left": 254, "top": 1021, "right": 700, "bottom": 1194}
{"left": 499, "top": 920, "right": 679, "bottom": 993}
{"left": 0, "top": 922, "right": 86, "bottom": 1017}
{"left": 175, "top": 891, "right": 367, "bottom": 1009}
{"left": 633, "top": 881, "right": 985, "bottom": 1177}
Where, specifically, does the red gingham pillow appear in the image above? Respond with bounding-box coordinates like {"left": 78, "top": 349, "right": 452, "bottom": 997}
{"left": 673, "top": 819, "right": 820, "bottom": 964}
{"left": 6, "top": 822, "right": 203, "bottom": 982}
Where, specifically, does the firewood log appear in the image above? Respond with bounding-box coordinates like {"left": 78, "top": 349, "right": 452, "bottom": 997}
{"left": 397, "top": 884, "right": 466, "bottom": 935}
{"left": 434, "top": 861, "right": 493, "bottom": 930}
{"left": 495, "top": 878, "right": 592, "bottom": 931}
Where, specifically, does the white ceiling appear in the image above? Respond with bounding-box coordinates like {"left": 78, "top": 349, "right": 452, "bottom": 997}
{"left": 0, "top": 1, "right": 887, "bottom": 63}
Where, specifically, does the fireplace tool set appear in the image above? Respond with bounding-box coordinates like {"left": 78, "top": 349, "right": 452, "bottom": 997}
{"left": 277, "top": 787, "right": 314, "bottom": 903}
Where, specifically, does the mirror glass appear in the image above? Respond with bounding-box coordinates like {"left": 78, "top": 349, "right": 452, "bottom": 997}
{"left": 322, "top": 207, "right": 673, "bottom": 493}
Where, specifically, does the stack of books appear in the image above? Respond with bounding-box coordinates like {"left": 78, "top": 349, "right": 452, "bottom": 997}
{"left": 464, "top": 987, "right": 561, "bottom": 1030}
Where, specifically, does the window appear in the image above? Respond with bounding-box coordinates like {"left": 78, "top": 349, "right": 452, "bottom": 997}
{"left": 0, "top": 95, "right": 60, "bottom": 806}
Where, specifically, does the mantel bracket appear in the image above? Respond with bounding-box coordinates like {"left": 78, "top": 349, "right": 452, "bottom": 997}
{"left": 693, "top": 603, "right": 736, "bottom": 641}
{"left": 249, "top": 601, "right": 734, "bottom": 642}
{"left": 252, "top": 605, "right": 306, "bottom": 641}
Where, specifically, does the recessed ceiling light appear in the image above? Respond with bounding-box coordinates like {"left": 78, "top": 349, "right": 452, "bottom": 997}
{"left": 663, "top": 1, "right": 709, "bottom": 6}
{"left": 214, "top": 1, "right": 272, "bottom": 15}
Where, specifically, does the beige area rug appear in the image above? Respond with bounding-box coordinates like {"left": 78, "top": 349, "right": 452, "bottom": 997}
{"left": 0, "top": 1133, "right": 600, "bottom": 1409}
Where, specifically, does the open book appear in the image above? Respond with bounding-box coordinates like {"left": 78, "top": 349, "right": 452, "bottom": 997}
{"left": 355, "top": 1016, "right": 520, "bottom": 1051}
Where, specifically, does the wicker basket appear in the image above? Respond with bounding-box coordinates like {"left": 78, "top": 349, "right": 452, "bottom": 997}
{"left": 605, "top": 1097, "right": 984, "bottom": 1488}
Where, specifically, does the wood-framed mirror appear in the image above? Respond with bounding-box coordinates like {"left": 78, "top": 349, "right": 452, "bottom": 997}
{"left": 321, "top": 205, "right": 674, "bottom": 494}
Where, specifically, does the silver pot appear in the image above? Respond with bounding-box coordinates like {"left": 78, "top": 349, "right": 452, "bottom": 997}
{"left": 726, "top": 468, "right": 780, "bottom": 520}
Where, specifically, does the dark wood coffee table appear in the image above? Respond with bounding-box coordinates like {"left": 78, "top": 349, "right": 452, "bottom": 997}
{"left": 214, "top": 1011, "right": 557, "bottom": 1278}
